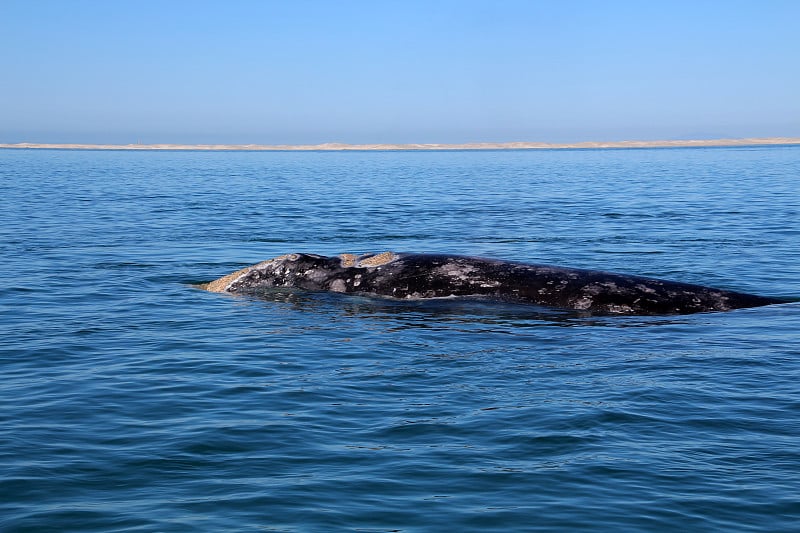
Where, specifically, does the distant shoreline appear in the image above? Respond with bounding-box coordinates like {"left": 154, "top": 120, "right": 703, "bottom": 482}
{"left": 2, "top": 137, "right": 800, "bottom": 152}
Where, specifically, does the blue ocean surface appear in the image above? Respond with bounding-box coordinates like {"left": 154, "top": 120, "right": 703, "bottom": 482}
{"left": 1, "top": 146, "right": 799, "bottom": 532}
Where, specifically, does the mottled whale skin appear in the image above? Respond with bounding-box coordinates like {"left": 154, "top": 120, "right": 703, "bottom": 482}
{"left": 203, "top": 252, "right": 786, "bottom": 315}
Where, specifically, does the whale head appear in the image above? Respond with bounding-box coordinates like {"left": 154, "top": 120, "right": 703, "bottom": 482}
{"left": 202, "top": 253, "right": 328, "bottom": 293}
{"left": 202, "top": 252, "right": 400, "bottom": 294}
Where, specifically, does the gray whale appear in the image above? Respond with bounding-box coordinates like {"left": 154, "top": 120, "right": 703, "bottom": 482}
{"left": 202, "top": 252, "right": 786, "bottom": 315}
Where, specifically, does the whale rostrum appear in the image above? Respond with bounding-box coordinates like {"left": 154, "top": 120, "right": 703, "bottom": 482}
{"left": 202, "top": 252, "right": 787, "bottom": 315}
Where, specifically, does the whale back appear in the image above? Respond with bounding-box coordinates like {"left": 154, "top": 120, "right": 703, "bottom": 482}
{"left": 205, "top": 252, "right": 787, "bottom": 315}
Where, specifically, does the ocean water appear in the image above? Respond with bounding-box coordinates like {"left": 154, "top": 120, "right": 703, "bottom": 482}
{"left": 1, "top": 146, "right": 799, "bottom": 532}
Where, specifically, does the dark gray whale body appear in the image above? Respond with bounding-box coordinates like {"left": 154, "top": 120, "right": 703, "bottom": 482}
{"left": 203, "top": 252, "right": 786, "bottom": 315}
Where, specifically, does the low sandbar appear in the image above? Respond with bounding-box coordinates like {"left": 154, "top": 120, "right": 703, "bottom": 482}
{"left": 2, "top": 137, "right": 800, "bottom": 152}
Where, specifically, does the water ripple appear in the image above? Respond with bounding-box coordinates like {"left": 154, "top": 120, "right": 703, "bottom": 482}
{"left": 1, "top": 147, "right": 799, "bottom": 531}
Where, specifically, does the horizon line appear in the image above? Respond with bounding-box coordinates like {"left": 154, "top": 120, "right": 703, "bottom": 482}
{"left": 2, "top": 137, "right": 800, "bottom": 152}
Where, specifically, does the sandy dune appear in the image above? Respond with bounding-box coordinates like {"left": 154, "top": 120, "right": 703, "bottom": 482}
{"left": 2, "top": 137, "right": 799, "bottom": 151}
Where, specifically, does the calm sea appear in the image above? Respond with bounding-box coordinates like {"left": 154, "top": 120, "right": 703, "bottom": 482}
{"left": 1, "top": 146, "right": 799, "bottom": 532}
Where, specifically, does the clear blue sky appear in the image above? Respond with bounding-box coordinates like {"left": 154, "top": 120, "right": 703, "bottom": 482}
{"left": 2, "top": 0, "right": 798, "bottom": 144}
